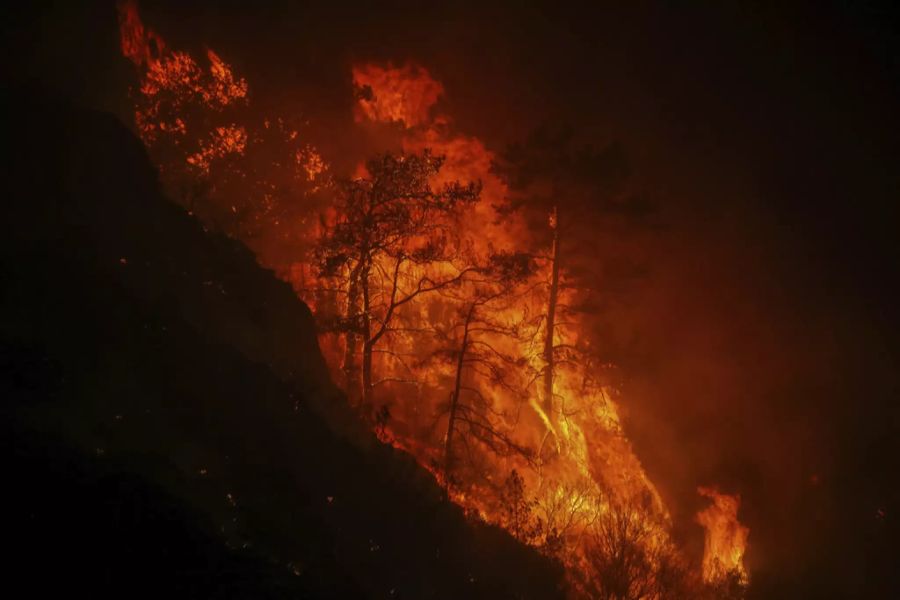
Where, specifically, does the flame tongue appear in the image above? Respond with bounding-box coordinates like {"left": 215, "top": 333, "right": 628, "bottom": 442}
{"left": 696, "top": 486, "right": 750, "bottom": 584}
{"left": 118, "top": 0, "right": 165, "bottom": 68}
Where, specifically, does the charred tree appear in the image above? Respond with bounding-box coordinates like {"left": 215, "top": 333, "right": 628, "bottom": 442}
{"left": 543, "top": 206, "right": 561, "bottom": 417}
{"left": 315, "top": 150, "right": 480, "bottom": 408}
{"left": 444, "top": 301, "right": 476, "bottom": 478}
{"left": 435, "top": 252, "right": 537, "bottom": 486}
{"left": 493, "top": 128, "right": 637, "bottom": 445}
{"left": 581, "top": 501, "right": 666, "bottom": 600}
{"left": 342, "top": 257, "right": 365, "bottom": 395}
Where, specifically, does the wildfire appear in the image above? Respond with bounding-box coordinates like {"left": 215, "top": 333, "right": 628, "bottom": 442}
{"left": 116, "top": 3, "right": 751, "bottom": 597}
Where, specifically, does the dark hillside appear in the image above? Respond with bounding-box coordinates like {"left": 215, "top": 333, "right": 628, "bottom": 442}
{"left": 1, "top": 88, "right": 564, "bottom": 599}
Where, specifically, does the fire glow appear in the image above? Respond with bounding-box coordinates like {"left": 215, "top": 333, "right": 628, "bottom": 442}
{"left": 117, "top": 2, "right": 750, "bottom": 596}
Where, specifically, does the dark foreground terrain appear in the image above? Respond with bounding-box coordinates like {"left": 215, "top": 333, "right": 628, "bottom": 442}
{"left": 1, "top": 89, "right": 563, "bottom": 599}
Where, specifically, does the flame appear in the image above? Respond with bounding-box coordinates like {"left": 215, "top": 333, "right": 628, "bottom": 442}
{"left": 117, "top": 1, "right": 248, "bottom": 152}
{"left": 696, "top": 487, "right": 750, "bottom": 584}
{"left": 352, "top": 62, "right": 444, "bottom": 126}
{"left": 117, "top": 0, "right": 164, "bottom": 68}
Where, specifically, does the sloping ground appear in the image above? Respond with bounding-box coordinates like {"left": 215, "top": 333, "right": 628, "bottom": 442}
{"left": 0, "top": 88, "right": 564, "bottom": 599}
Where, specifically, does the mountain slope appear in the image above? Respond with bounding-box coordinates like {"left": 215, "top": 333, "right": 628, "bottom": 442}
{"left": 1, "top": 88, "right": 564, "bottom": 599}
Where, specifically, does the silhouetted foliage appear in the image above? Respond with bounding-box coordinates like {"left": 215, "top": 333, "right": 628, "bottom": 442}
{"left": 314, "top": 150, "right": 480, "bottom": 408}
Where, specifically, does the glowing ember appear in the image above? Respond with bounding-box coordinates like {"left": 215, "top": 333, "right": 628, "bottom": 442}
{"left": 117, "top": 0, "right": 328, "bottom": 258}
{"left": 187, "top": 124, "right": 248, "bottom": 173}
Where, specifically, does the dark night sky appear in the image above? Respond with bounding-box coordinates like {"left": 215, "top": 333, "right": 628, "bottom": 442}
{"left": 5, "top": 1, "right": 899, "bottom": 595}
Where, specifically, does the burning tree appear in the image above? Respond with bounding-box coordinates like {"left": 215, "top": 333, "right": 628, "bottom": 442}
{"left": 313, "top": 150, "right": 480, "bottom": 409}
{"left": 203, "top": 116, "right": 330, "bottom": 245}
{"left": 577, "top": 500, "right": 681, "bottom": 600}
{"left": 493, "top": 127, "right": 637, "bottom": 452}
{"left": 118, "top": 0, "right": 329, "bottom": 262}
{"left": 426, "top": 252, "right": 539, "bottom": 486}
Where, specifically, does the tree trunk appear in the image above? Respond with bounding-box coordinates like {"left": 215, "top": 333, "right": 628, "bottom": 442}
{"left": 361, "top": 261, "right": 373, "bottom": 409}
{"left": 543, "top": 206, "right": 560, "bottom": 418}
{"left": 343, "top": 261, "right": 363, "bottom": 404}
{"left": 445, "top": 302, "right": 476, "bottom": 484}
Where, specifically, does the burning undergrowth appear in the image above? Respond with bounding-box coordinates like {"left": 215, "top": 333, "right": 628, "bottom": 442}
{"left": 116, "top": 1, "right": 749, "bottom": 596}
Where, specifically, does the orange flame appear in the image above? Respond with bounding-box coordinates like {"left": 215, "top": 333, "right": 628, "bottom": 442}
{"left": 696, "top": 486, "right": 750, "bottom": 583}
{"left": 117, "top": 0, "right": 248, "bottom": 153}
{"left": 352, "top": 62, "right": 444, "bottom": 127}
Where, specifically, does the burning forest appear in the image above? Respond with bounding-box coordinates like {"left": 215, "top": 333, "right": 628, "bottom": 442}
{"left": 111, "top": 2, "right": 749, "bottom": 596}
{"left": 5, "top": 1, "right": 898, "bottom": 599}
